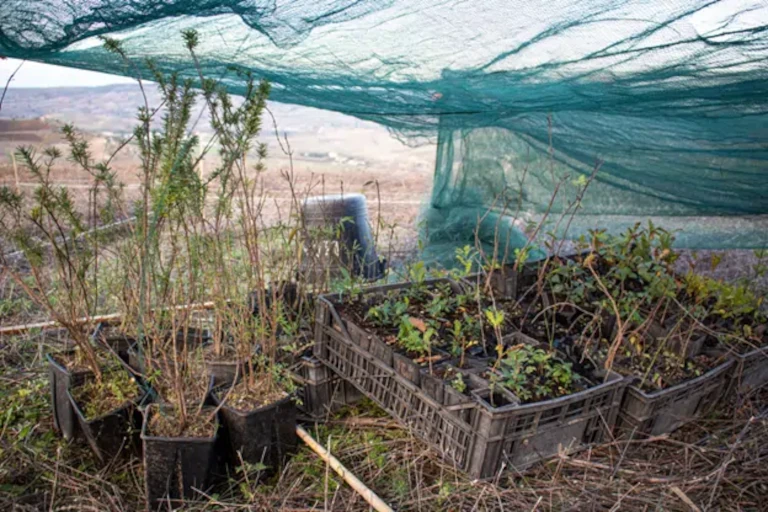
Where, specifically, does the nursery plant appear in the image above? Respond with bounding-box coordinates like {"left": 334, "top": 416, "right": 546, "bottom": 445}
{"left": 60, "top": 30, "right": 308, "bottom": 507}
{"left": 0, "top": 125, "right": 142, "bottom": 444}
{"left": 490, "top": 344, "right": 583, "bottom": 403}
{"left": 534, "top": 222, "right": 730, "bottom": 391}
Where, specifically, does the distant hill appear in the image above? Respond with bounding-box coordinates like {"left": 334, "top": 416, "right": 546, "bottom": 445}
{"left": 0, "top": 84, "right": 380, "bottom": 135}
{"left": 0, "top": 84, "right": 435, "bottom": 174}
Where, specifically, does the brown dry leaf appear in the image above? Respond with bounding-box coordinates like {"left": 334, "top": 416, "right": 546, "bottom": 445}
{"left": 408, "top": 317, "right": 427, "bottom": 332}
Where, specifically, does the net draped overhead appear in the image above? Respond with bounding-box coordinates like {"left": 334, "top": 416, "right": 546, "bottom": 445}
{"left": 2, "top": 0, "right": 767, "bottom": 255}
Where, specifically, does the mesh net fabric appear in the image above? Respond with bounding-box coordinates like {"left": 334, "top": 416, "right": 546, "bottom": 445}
{"left": 2, "top": 1, "right": 767, "bottom": 258}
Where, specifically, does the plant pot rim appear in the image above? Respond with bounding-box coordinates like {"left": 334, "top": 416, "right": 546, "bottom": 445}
{"left": 473, "top": 370, "right": 624, "bottom": 412}
{"left": 212, "top": 389, "right": 294, "bottom": 417}
{"left": 627, "top": 358, "right": 734, "bottom": 399}
{"left": 47, "top": 351, "right": 93, "bottom": 376}
{"left": 67, "top": 385, "right": 147, "bottom": 423}
{"left": 141, "top": 403, "right": 218, "bottom": 443}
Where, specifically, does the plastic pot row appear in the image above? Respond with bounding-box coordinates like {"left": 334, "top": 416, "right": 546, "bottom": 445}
{"left": 47, "top": 352, "right": 305, "bottom": 511}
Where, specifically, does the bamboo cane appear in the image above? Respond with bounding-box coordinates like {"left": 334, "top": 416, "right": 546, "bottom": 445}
{"left": 0, "top": 300, "right": 217, "bottom": 336}
{"left": 296, "top": 425, "right": 394, "bottom": 512}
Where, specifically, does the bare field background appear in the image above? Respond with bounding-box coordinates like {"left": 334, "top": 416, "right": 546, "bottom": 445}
{"left": 0, "top": 85, "right": 434, "bottom": 255}
{"left": 1, "top": 84, "right": 767, "bottom": 289}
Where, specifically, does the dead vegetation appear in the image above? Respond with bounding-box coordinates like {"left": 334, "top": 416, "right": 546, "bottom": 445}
{"left": 1, "top": 328, "right": 765, "bottom": 511}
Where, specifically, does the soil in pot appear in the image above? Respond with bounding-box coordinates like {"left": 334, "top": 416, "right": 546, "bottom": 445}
{"left": 142, "top": 404, "right": 219, "bottom": 511}
{"left": 213, "top": 377, "right": 297, "bottom": 473}
{"left": 68, "top": 369, "right": 144, "bottom": 463}
{"left": 48, "top": 351, "right": 94, "bottom": 440}
{"left": 482, "top": 344, "right": 591, "bottom": 404}
{"left": 567, "top": 334, "right": 724, "bottom": 393}
{"left": 337, "top": 282, "right": 523, "bottom": 354}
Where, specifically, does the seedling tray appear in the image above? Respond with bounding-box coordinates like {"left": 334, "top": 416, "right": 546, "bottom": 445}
{"left": 315, "top": 298, "right": 477, "bottom": 471}
{"left": 315, "top": 293, "right": 628, "bottom": 478}
{"left": 617, "top": 358, "right": 734, "bottom": 436}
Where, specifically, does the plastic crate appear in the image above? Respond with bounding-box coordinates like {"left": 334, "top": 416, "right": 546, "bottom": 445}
{"left": 729, "top": 346, "right": 768, "bottom": 396}
{"left": 315, "top": 300, "right": 477, "bottom": 470}
{"left": 315, "top": 295, "right": 627, "bottom": 478}
{"left": 617, "top": 358, "right": 734, "bottom": 436}
{"left": 467, "top": 371, "right": 626, "bottom": 477}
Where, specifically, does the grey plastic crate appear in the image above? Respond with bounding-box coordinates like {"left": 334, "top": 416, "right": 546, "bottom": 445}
{"left": 617, "top": 358, "right": 734, "bottom": 436}
{"left": 315, "top": 294, "right": 628, "bottom": 478}
{"left": 315, "top": 299, "right": 477, "bottom": 471}
{"left": 467, "top": 371, "right": 626, "bottom": 477}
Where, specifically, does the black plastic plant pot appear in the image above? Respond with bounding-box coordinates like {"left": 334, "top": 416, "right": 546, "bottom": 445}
{"left": 68, "top": 386, "right": 148, "bottom": 463}
{"left": 441, "top": 369, "right": 486, "bottom": 425}
{"left": 97, "top": 328, "right": 135, "bottom": 364}
{"left": 212, "top": 392, "right": 298, "bottom": 473}
{"left": 420, "top": 368, "right": 444, "bottom": 402}
{"left": 420, "top": 359, "right": 460, "bottom": 403}
{"left": 393, "top": 352, "right": 421, "bottom": 385}
{"left": 471, "top": 386, "right": 520, "bottom": 410}
{"left": 128, "top": 329, "right": 211, "bottom": 374}
{"left": 396, "top": 349, "right": 452, "bottom": 388}
{"left": 249, "top": 281, "right": 300, "bottom": 317}
{"left": 670, "top": 333, "right": 707, "bottom": 360}
{"left": 171, "top": 327, "right": 212, "bottom": 349}
{"left": 346, "top": 322, "right": 373, "bottom": 352}
{"left": 47, "top": 353, "right": 91, "bottom": 440}
{"left": 367, "top": 334, "right": 394, "bottom": 366}
{"left": 206, "top": 360, "right": 244, "bottom": 387}
{"left": 141, "top": 404, "right": 219, "bottom": 512}
{"left": 730, "top": 345, "right": 768, "bottom": 395}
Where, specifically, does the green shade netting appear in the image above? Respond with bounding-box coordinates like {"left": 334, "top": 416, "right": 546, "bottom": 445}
{"left": 2, "top": 0, "right": 767, "bottom": 257}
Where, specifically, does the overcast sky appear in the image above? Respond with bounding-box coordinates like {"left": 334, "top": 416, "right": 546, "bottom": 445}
{"left": 1, "top": 58, "right": 133, "bottom": 88}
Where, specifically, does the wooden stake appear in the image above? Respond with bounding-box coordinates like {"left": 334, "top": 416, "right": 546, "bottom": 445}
{"left": 0, "top": 301, "right": 217, "bottom": 336}
{"left": 296, "top": 425, "right": 394, "bottom": 512}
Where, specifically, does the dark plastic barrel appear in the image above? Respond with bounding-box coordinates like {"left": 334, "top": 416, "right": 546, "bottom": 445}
{"left": 301, "top": 194, "right": 383, "bottom": 282}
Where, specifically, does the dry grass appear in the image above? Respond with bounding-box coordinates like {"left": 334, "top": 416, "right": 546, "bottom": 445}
{"left": 1, "top": 328, "right": 765, "bottom": 511}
